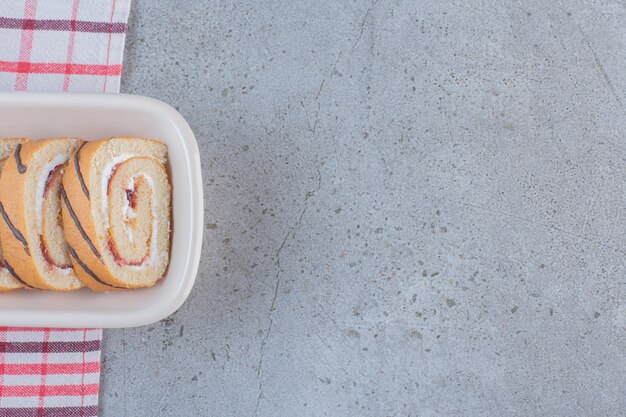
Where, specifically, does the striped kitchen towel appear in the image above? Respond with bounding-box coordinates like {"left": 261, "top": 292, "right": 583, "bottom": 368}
{"left": 0, "top": 0, "right": 131, "bottom": 416}
{"left": 0, "top": 0, "right": 130, "bottom": 93}
{"left": 0, "top": 327, "right": 102, "bottom": 415}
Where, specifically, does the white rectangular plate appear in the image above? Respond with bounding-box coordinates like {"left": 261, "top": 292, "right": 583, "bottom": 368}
{"left": 0, "top": 92, "right": 203, "bottom": 328}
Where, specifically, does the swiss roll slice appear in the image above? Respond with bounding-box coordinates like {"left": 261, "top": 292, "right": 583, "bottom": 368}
{"left": 62, "top": 137, "right": 171, "bottom": 291}
{"left": 0, "top": 138, "right": 84, "bottom": 290}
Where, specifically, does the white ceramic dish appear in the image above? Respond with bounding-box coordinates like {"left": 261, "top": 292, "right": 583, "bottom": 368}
{"left": 0, "top": 92, "right": 203, "bottom": 328}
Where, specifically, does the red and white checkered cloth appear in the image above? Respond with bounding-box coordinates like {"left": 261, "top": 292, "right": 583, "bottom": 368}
{"left": 0, "top": 328, "right": 102, "bottom": 416}
{"left": 0, "top": 0, "right": 129, "bottom": 93}
{"left": 0, "top": 0, "right": 131, "bottom": 415}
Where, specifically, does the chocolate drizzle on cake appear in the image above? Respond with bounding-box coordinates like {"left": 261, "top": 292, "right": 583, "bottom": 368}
{"left": 14, "top": 144, "right": 26, "bottom": 174}
{"left": 3, "top": 260, "right": 35, "bottom": 289}
{"left": 74, "top": 142, "right": 90, "bottom": 200}
{"left": 68, "top": 246, "right": 124, "bottom": 289}
{"left": 60, "top": 186, "right": 101, "bottom": 260}
{"left": 0, "top": 202, "right": 29, "bottom": 255}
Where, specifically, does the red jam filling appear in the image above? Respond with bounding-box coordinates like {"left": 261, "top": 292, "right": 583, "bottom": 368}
{"left": 107, "top": 234, "right": 149, "bottom": 267}
{"left": 125, "top": 188, "right": 138, "bottom": 209}
{"left": 44, "top": 164, "right": 64, "bottom": 194}
{"left": 40, "top": 235, "right": 71, "bottom": 269}
{"left": 40, "top": 164, "right": 71, "bottom": 270}
{"left": 106, "top": 164, "right": 151, "bottom": 267}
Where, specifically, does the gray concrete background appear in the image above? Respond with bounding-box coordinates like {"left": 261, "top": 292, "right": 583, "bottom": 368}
{"left": 100, "top": 0, "right": 626, "bottom": 416}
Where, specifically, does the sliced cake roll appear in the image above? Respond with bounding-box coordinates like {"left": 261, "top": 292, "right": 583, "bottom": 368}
{"left": 62, "top": 137, "right": 171, "bottom": 291}
{"left": 0, "top": 138, "right": 84, "bottom": 290}
{"left": 0, "top": 138, "right": 30, "bottom": 290}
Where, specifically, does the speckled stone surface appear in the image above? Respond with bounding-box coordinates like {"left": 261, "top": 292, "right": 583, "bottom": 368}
{"left": 101, "top": 1, "right": 626, "bottom": 416}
